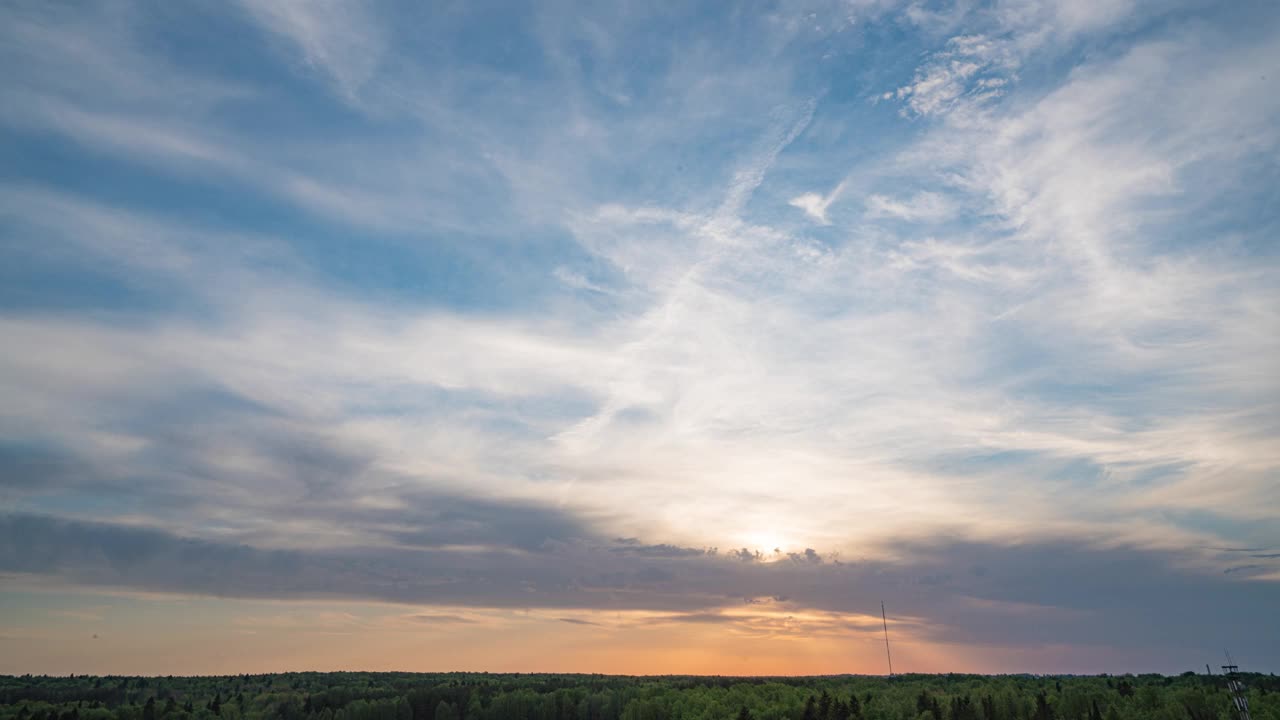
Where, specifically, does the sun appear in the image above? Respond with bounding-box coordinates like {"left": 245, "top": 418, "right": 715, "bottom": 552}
{"left": 738, "top": 530, "right": 790, "bottom": 561}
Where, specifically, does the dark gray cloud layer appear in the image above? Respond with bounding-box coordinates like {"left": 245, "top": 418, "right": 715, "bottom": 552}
{"left": 2, "top": 512, "right": 1276, "bottom": 669}
{"left": 0, "top": 407, "right": 597, "bottom": 553}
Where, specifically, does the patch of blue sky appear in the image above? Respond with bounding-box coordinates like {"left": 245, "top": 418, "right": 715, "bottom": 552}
{"left": 1127, "top": 462, "right": 1193, "bottom": 489}
{"left": 0, "top": 254, "right": 162, "bottom": 315}
{"left": 291, "top": 224, "right": 590, "bottom": 312}
{"left": 1043, "top": 457, "right": 1108, "bottom": 486}
{"left": 0, "top": 143, "right": 295, "bottom": 238}
{"left": 120, "top": 386, "right": 281, "bottom": 428}
{"left": 431, "top": 2, "right": 552, "bottom": 74}
{"left": 1, "top": 161, "right": 592, "bottom": 319}
{"left": 1135, "top": 160, "right": 1280, "bottom": 261}
{"left": 909, "top": 450, "right": 1110, "bottom": 491}
{"left": 916, "top": 448, "right": 1045, "bottom": 475}
{"left": 1002, "top": 378, "right": 1210, "bottom": 427}
{"left": 1164, "top": 509, "right": 1280, "bottom": 548}
{"left": 19, "top": 493, "right": 148, "bottom": 524}
{"left": 340, "top": 383, "right": 599, "bottom": 429}
{"left": 135, "top": 6, "right": 334, "bottom": 116}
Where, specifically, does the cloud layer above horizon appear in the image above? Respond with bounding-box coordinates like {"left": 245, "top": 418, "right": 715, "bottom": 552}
{"left": 1, "top": 0, "right": 1278, "bottom": 674}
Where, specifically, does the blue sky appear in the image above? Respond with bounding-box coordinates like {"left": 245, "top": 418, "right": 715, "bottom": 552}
{"left": 1, "top": 0, "right": 1278, "bottom": 674}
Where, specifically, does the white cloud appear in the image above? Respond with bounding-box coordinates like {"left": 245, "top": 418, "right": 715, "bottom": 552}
{"left": 1, "top": 0, "right": 1277, "bottom": 609}
{"left": 864, "top": 191, "right": 957, "bottom": 222}
{"left": 890, "top": 34, "right": 1018, "bottom": 117}
{"left": 236, "top": 0, "right": 385, "bottom": 102}
{"left": 718, "top": 98, "right": 819, "bottom": 220}
{"left": 788, "top": 180, "right": 847, "bottom": 224}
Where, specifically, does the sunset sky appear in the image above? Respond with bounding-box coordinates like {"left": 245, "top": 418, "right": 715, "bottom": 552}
{"left": 1, "top": 0, "right": 1278, "bottom": 675}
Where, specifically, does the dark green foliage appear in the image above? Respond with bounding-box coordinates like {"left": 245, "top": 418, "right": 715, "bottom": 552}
{"left": 833, "top": 699, "right": 850, "bottom": 720}
{"left": 1034, "top": 691, "right": 1054, "bottom": 720}
{"left": 1, "top": 671, "right": 1277, "bottom": 720}
{"left": 432, "top": 701, "right": 455, "bottom": 720}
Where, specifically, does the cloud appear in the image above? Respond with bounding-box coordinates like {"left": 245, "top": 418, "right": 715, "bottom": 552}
{"left": 0, "top": 443, "right": 89, "bottom": 492}
{"left": 0, "top": 5, "right": 549, "bottom": 237}
{"left": 610, "top": 543, "right": 709, "bottom": 558}
{"left": 887, "top": 0, "right": 1156, "bottom": 119}
{"left": 374, "top": 492, "right": 596, "bottom": 551}
{"left": 888, "top": 34, "right": 1017, "bottom": 117}
{"left": 643, "top": 612, "right": 739, "bottom": 625}
{"left": 787, "top": 548, "right": 824, "bottom": 565}
{"left": 789, "top": 180, "right": 847, "bottom": 224}
{"left": 406, "top": 613, "right": 479, "bottom": 625}
{"left": 718, "top": 98, "right": 819, "bottom": 220}
{"left": 1, "top": 0, "right": 1278, "bottom": 672}
{"left": 1, "top": 513, "right": 1276, "bottom": 661}
{"left": 236, "top": 0, "right": 385, "bottom": 103}
{"left": 864, "top": 191, "right": 957, "bottom": 222}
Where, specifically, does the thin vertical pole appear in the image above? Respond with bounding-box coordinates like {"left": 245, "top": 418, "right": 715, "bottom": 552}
{"left": 881, "top": 600, "right": 894, "bottom": 676}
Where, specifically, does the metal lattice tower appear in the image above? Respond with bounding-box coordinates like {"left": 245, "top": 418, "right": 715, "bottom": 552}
{"left": 1221, "top": 662, "right": 1252, "bottom": 720}
{"left": 880, "top": 601, "right": 894, "bottom": 677}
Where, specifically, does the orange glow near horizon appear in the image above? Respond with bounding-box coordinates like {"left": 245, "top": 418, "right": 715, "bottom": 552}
{"left": 0, "top": 587, "right": 1093, "bottom": 677}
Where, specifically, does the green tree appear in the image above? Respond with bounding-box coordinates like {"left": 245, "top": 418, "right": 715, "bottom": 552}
{"left": 1034, "top": 693, "right": 1054, "bottom": 720}
{"left": 433, "top": 701, "right": 457, "bottom": 720}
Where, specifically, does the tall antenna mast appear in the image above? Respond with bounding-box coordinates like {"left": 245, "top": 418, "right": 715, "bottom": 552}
{"left": 1221, "top": 652, "right": 1251, "bottom": 720}
{"left": 880, "top": 600, "right": 894, "bottom": 677}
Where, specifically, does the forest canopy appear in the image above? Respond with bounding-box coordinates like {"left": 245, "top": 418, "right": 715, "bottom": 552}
{"left": 1, "top": 672, "right": 1274, "bottom": 720}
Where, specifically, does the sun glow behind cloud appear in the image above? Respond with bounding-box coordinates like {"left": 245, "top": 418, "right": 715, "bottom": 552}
{"left": 0, "top": 0, "right": 1278, "bottom": 674}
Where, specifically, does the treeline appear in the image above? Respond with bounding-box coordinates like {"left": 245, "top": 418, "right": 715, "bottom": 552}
{"left": 0, "top": 672, "right": 1275, "bottom": 720}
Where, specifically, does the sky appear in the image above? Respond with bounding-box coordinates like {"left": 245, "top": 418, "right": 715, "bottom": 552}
{"left": 0, "top": 0, "right": 1278, "bottom": 676}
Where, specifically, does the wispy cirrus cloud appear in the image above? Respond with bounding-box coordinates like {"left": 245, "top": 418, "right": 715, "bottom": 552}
{"left": 236, "top": 0, "right": 386, "bottom": 103}
{"left": 865, "top": 191, "right": 958, "bottom": 222}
